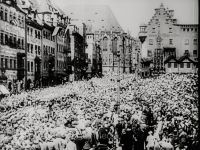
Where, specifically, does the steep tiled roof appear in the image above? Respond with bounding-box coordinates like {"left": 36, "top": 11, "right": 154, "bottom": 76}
{"left": 164, "top": 55, "right": 178, "bottom": 63}
{"left": 178, "top": 55, "right": 196, "bottom": 63}
{"left": 164, "top": 55, "right": 197, "bottom": 64}
{"left": 63, "top": 5, "right": 124, "bottom": 33}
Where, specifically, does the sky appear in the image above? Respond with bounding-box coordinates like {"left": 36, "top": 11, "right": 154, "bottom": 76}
{"left": 53, "top": 0, "right": 198, "bottom": 37}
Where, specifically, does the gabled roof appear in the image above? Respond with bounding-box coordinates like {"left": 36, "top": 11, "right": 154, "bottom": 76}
{"left": 165, "top": 55, "right": 197, "bottom": 64}
{"left": 164, "top": 55, "right": 178, "bottom": 64}
{"left": 178, "top": 55, "right": 196, "bottom": 63}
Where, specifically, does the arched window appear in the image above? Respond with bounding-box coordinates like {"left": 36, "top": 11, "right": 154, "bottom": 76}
{"left": 103, "top": 37, "right": 108, "bottom": 51}
{"left": 112, "top": 37, "right": 117, "bottom": 54}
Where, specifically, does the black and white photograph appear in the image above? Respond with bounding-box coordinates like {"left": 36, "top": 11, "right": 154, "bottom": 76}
{"left": 0, "top": 0, "right": 199, "bottom": 149}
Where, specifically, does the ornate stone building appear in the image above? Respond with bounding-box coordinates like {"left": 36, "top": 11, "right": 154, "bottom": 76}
{"left": 139, "top": 3, "right": 198, "bottom": 75}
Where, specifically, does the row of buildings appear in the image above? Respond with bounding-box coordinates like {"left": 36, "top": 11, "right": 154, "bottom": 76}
{"left": 0, "top": 0, "right": 88, "bottom": 87}
{"left": 138, "top": 3, "right": 198, "bottom": 76}
{"left": 0, "top": 0, "right": 141, "bottom": 88}
{"left": 1, "top": 1, "right": 197, "bottom": 89}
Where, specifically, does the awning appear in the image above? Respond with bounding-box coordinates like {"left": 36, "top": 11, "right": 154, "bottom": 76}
{"left": 0, "top": 85, "right": 10, "bottom": 95}
{"left": 52, "top": 27, "right": 60, "bottom": 36}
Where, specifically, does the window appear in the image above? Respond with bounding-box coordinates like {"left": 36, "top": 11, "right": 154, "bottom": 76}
{"left": 13, "top": 13, "right": 16, "bottom": 24}
{"left": 18, "top": 15, "right": 21, "bottom": 27}
{"left": 4, "top": 9, "right": 8, "bottom": 21}
{"left": 28, "top": 61, "right": 30, "bottom": 72}
{"left": 43, "top": 46, "right": 46, "bottom": 55}
{"left": 14, "top": 60, "right": 16, "bottom": 69}
{"left": 0, "top": 32, "right": 4, "bottom": 44}
{"left": 174, "top": 63, "right": 177, "bottom": 68}
{"left": 13, "top": 36, "right": 16, "bottom": 47}
{"left": 195, "top": 28, "right": 197, "bottom": 32}
{"left": 187, "top": 63, "right": 190, "bottom": 68}
{"left": 30, "top": 28, "right": 33, "bottom": 36}
{"left": 147, "top": 50, "right": 152, "bottom": 57}
{"left": 35, "top": 30, "right": 37, "bottom": 38}
{"left": 9, "top": 11, "right": 13, "bottom": 23}
{"left": 5, "top": 34, "right": 8, "bottom": 45}
{"left": 193, "top": 50, "right": 197, "bottom": 57}
{"left": 31, "top": 62, "right": 33, "bottom": 72}
{"left": 169, "top": 39, "right": 173, "bottom": 45}
{"left": 169, "top": 28, "right": 172, "bottom": 33}
{"left": 5, "top": 58, "right": 8, "bottom": 68}
{"left": 10, "top": 59, "right": 12, "bottom": 68}
{"left": 184, "top": 50, "right": 189, "bottom": 56}
{"left": 21, "top": 39, "right": 24, "bottom": 49}
{"left": 1, "top": 58, "right": 4, "bottom": 68}
{"left": 9, "top": 34, "right": 13, "bottom": 47}
{"left": 43, "top": 31, "right": 46, "bottom": 38}
{"left": 31, "top": 44, "right": 33, "bottom": 53}
{"left": 38, "top": 46, "right": 41, "bottom": 55}
{"left": 168, "top": 63, "right": 171, "bottom": 68}
{"left": 149, "top": 39, "right": 153, "bottom": 45}
{"left": 35, "top": 45, "right": 37, "bottom": 55}
{"left": 193, "top": 39, "right": 197, "bottom": 45}
{"left": 152, "top": 28, "right": 155, "bottom": 33}
{"left": 27, "top": 27, "right": 29, "bottom": 35}
{"left": 185, "top": 39, "right": 189, "bottom": 45}
{"left": 0, "top": 7, "right": 3, "bottom": 20}
{"left": 103, "top": 37, "right": 108, "bottom": 51}
{"left": 38, "top": 31, "right": 40, "bottom": 39}
{"left": 21, "top": 16, "right": 24, "bottom": 28}
{"left": 27, "top": 43, "right": 30, "bottom": 52}
{"left": 17, "top": 38, "right": 20, "bottom": 48}
{"left": 180, "top": 63, "right": 184, "bottom": 68}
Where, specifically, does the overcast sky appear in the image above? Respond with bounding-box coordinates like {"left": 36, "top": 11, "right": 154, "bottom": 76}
{"left": 53, "top": 0, "right": 198, "bottom": 37}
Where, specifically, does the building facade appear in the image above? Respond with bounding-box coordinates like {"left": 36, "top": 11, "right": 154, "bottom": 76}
{"left": 69, "top": 24, "right": 87, "bottom": 81}
{"left": 0, "top": 1, "right": 26, "bottom": 85}
{"left": 92, "top": 31, "right": 133, "bottom": 75}
{"left": 138, "top": 3, "right": 198, "bottom": 75}
{"left": 26, "top": 18, "right": 42, "bottom": 85}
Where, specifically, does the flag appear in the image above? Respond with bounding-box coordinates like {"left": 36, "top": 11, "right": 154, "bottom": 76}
{"left": 52, "top": 26, "right": 60, "bottom": 36}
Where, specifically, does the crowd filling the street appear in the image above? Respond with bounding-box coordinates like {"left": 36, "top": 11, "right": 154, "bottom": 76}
{"left": 0, "top": 72, "right": 199, "bottom": 150}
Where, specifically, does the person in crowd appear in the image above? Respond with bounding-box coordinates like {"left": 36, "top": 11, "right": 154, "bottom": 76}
{"left": 0, "top": 73, "right": 198, "bottom": 150}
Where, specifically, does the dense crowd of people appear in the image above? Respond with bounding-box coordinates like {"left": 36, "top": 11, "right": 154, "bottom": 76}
{"left": 0, "top": 73, "right": 199, "bottom": 150}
